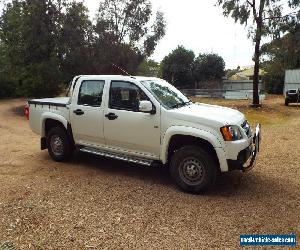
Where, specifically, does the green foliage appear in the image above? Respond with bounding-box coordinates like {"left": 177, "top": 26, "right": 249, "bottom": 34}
{"left": 96, "top": 0, "right": 166, "bottom": 58}
{"left": 0, "top": 0, "right": 62, "bottom": 97}
{"left": 262, "top": 24, "right": 300, "bottom": 68}
{"left": 143, "top": 11, "right": 166, "bottom": 57}
{"left": 217, "top": 0, "right": 299, "bottom": 34}
{"left": 161, "top": 47, "right": 225, "bottom": 88}
{"left": 193, "top": 53, "right": 225, "bottom": 82}
{"left": 97, "top": 0, "right": 152, "bottom": 44}
{"left": 225, "top": 66, "right": 241, "bottom": 78}
{"left": 137, "top": 59, "right": 160, "bottom": 77}
{"left": 161, "top": 46, "right": 195, "bottom": 88}
{"left": 262, "top": 24, "right": 300, "bottom": 94}
{"left": 0, "top": 31, "right": 16, "bottom": 98}
{"left": 0, "top": 77, "right": 16, "bottom": 98}
{"left": 58, "top": 1, "right": 94, "bottom": 82}
{"left": 0, "top": 0, "right": 166, "bottom": 98}
{"left": 263, "top": 65, "right": 284, "bottom": 94}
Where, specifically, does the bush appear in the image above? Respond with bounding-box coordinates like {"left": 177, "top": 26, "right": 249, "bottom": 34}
{"left": 0, "top": 78, "right": 16, "bottom": 98}
{"left": 263, "top": 72, "right": 284, "bottom": 94}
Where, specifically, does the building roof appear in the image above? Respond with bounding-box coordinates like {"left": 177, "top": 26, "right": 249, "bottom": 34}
{"left": 241, "top": 67, "right": 266, "bottom": 77}
{"left": 229, "top": 67, "right": 266, "bottom": 80}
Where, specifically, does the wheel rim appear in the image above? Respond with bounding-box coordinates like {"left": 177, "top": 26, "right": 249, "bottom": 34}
{"left": 50, "top": 135, "right": 64, "bottom": 156}
{"left": 179, "top": 157, "right": 205, "bottom": 185}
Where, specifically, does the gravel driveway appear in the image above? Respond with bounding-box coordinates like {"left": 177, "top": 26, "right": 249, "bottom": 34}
{"left": 0, "top": 98, "right": 299, "bottom": 249}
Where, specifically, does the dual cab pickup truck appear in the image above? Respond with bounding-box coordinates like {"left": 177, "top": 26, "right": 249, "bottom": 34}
{"left": 26, "top": 75, "right": 261, "bottom": 193}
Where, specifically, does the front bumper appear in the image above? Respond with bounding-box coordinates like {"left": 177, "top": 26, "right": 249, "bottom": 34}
{"left": 286, "top": 92, "right": 300, "bottom": 103}
{"left": 227, "top": 124, "right": 261, "bottom": 172}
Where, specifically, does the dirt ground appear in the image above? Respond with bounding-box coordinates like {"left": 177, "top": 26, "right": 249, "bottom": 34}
{"left": 0, "top": 97, "right": 299, "bottom": 249}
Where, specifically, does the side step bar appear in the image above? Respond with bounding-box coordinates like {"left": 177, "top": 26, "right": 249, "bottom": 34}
{"left": 80, "top": 147, "right": 153, "bottom": 166}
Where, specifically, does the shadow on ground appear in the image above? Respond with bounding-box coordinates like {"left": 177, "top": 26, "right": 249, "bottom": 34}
{"left": 38, "top": 150, "right": 278, "bottom": 198}
{"left": 11, "top": 105, "right": 26, "bottom": 116}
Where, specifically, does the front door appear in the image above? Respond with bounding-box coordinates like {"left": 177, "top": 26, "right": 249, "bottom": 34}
{"left": 103, "top": 80, "right": 160, "bottom": 158}
{"left": 70, "top": 79, "right": 106, "bottom": 147}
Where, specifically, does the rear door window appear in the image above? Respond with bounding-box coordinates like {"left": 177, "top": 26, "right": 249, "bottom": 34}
{"left": 78, "top": 80, "right": 105, "bottom": 107}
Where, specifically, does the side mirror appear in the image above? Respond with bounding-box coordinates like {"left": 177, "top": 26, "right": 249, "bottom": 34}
{"left": 139, "top": 100, "right": 155, "bottom": 114}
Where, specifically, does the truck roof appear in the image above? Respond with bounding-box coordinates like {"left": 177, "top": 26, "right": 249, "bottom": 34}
{"left": 74, "top": 75, "right": 161, "bottom": 82}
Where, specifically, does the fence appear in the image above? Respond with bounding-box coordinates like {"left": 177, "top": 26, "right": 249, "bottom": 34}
{"left": 181, "top": 89, "right": 266, "bottom": 100}
{"left": 223, "top": 80, "right": 263, "bottom": 91}
{"left": 181, "top": 80, "right": 265, "bottom": 100}
{"left": 181, "top": 89, "right": 225, "bottom": 98}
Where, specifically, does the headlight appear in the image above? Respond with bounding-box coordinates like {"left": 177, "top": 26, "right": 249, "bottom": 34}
{"left": 220, "top": 125, "right": 243, "bottom": 141}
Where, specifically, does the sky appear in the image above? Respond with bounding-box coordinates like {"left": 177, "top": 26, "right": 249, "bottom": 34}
{"left": 85, "top": 0, "right": 256, "bottom": 69}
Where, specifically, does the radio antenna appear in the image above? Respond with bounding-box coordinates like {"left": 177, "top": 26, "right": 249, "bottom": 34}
{"left": 111, "top": 63, "right": 131, "bottom": 76}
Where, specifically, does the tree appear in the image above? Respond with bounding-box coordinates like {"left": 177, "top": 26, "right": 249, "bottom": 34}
{"left": 137, "top": 59, "right": 160, "bottom": 77}
{"left": 0, "top": 37, "right": 16, "bottom": 97}
{"left": 94, "top": 0, "right": 166, "bottom": 74}
{"left": 193, "top": 53, "right": 225, "bottom": 88}
{"left": 0, "top": 0, "right": 62, "bottom": 97}
{"left": 161, "top": 46, "right": 195, "bottom": 88}
{"left": 59, "top": 1, "right": 93, "bottom": 82}
{"left": 96, "top": 0, "right": 165, "bottom": 51}
{"left": 261, "top": 23, "right": 300, "bottom": 93}
{"left": 143, "top": 10, "right": 166, "bottom": 57}
{"left": 0, "top": 0, "right": 166, "bottom": 97}
{"left": 0, "top": 0, "right": 24, "bottom": 93}
{"left": 21, "top": 0, "right": 62, "bottom": 97}
{"left": 226, "top": 66, "right": 241, "bottom": 79}
{"left": 217, "top": 0, "right": 300, "bottom": 107}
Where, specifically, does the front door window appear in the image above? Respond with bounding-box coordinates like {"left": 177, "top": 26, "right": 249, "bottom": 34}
{"left": 109, "top": 81, "right": 149, "bottom": 112}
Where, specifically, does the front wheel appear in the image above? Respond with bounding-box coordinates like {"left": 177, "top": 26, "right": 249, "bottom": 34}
{"left": 169, "top": 146, "right": 217, "bottom": 193}
{"left": 47, "top": 127, "right": 73, "bottom": 162}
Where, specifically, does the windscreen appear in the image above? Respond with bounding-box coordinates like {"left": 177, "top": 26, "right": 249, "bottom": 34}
{"left": 141, "top": 79, "right": 190, "bottom": 109}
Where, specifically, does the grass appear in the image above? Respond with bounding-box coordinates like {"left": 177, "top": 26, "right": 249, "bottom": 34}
{"left": 190, "top": 95, "right": 298, "bottom": 127}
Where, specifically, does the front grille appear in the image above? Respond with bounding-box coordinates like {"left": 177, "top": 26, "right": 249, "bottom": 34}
{"left": 241, "top": 121, "right": 252, "bottom": 138}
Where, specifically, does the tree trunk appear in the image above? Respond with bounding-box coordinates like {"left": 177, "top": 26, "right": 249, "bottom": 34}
{"left": 252, "top": 0, "right": 265, "bottom": 108}
{"left": 252, "top": 35, "right": 261, "bottom": 106}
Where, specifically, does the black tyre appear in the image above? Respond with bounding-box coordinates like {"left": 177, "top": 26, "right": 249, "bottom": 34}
{"left": 47, "top": 126, "right": 73, "bottom": 162}
{"left": 285, "top": 98, "right": 289, "bottom": 106}
{"left": 169, "top": 146, "right": 217, "bottom": 193}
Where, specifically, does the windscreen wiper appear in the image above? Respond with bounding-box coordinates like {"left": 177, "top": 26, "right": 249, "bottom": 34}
{"left": 170, "top": 101, "right": 192, "bottom": 109}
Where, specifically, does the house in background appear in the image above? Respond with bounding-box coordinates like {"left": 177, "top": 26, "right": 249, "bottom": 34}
{"left": 229, "top": 66, "right": 266, "bottom": 81}
{"left": 223, "top": 66, "right": 266, "bottom": 100}
{"left": 181, "top": 66, "right": 266, "bottom": 100}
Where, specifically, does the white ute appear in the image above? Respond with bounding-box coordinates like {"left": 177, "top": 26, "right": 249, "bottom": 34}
{"left": 26, "top": 75, "right": 261, "bottom": 193}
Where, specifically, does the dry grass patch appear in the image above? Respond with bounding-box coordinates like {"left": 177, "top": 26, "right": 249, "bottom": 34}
{"left": 190, "top": 95, "right": 298, "bottom": 126}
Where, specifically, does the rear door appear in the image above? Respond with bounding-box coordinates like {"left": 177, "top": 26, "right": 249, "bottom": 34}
{"left": 70, "top": 79, "right": 106, "bottom": 147}
{"left": 103, "top": 80, "right": 161, "bottom": 158}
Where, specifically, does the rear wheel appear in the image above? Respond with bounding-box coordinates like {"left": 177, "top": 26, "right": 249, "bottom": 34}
{"left": 47, "top": 127, "right": 73, "bottom": 162}
{"left": 169, "top": 146, "right": 217, "bottom": 193}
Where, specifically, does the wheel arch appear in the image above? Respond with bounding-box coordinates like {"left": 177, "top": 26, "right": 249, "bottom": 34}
{"left": 161, "top": 126, "right": 225, "bottom": 171}
{"left": 41, "top": 112, "right": 68, "bottom": 137}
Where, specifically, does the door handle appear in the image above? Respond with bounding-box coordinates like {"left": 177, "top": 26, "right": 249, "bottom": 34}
{"left": 73, "top": 109, "right": 84, "bottom": 116}
{"left": 105, "top": 112, "right": 118, "bottom": 120}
